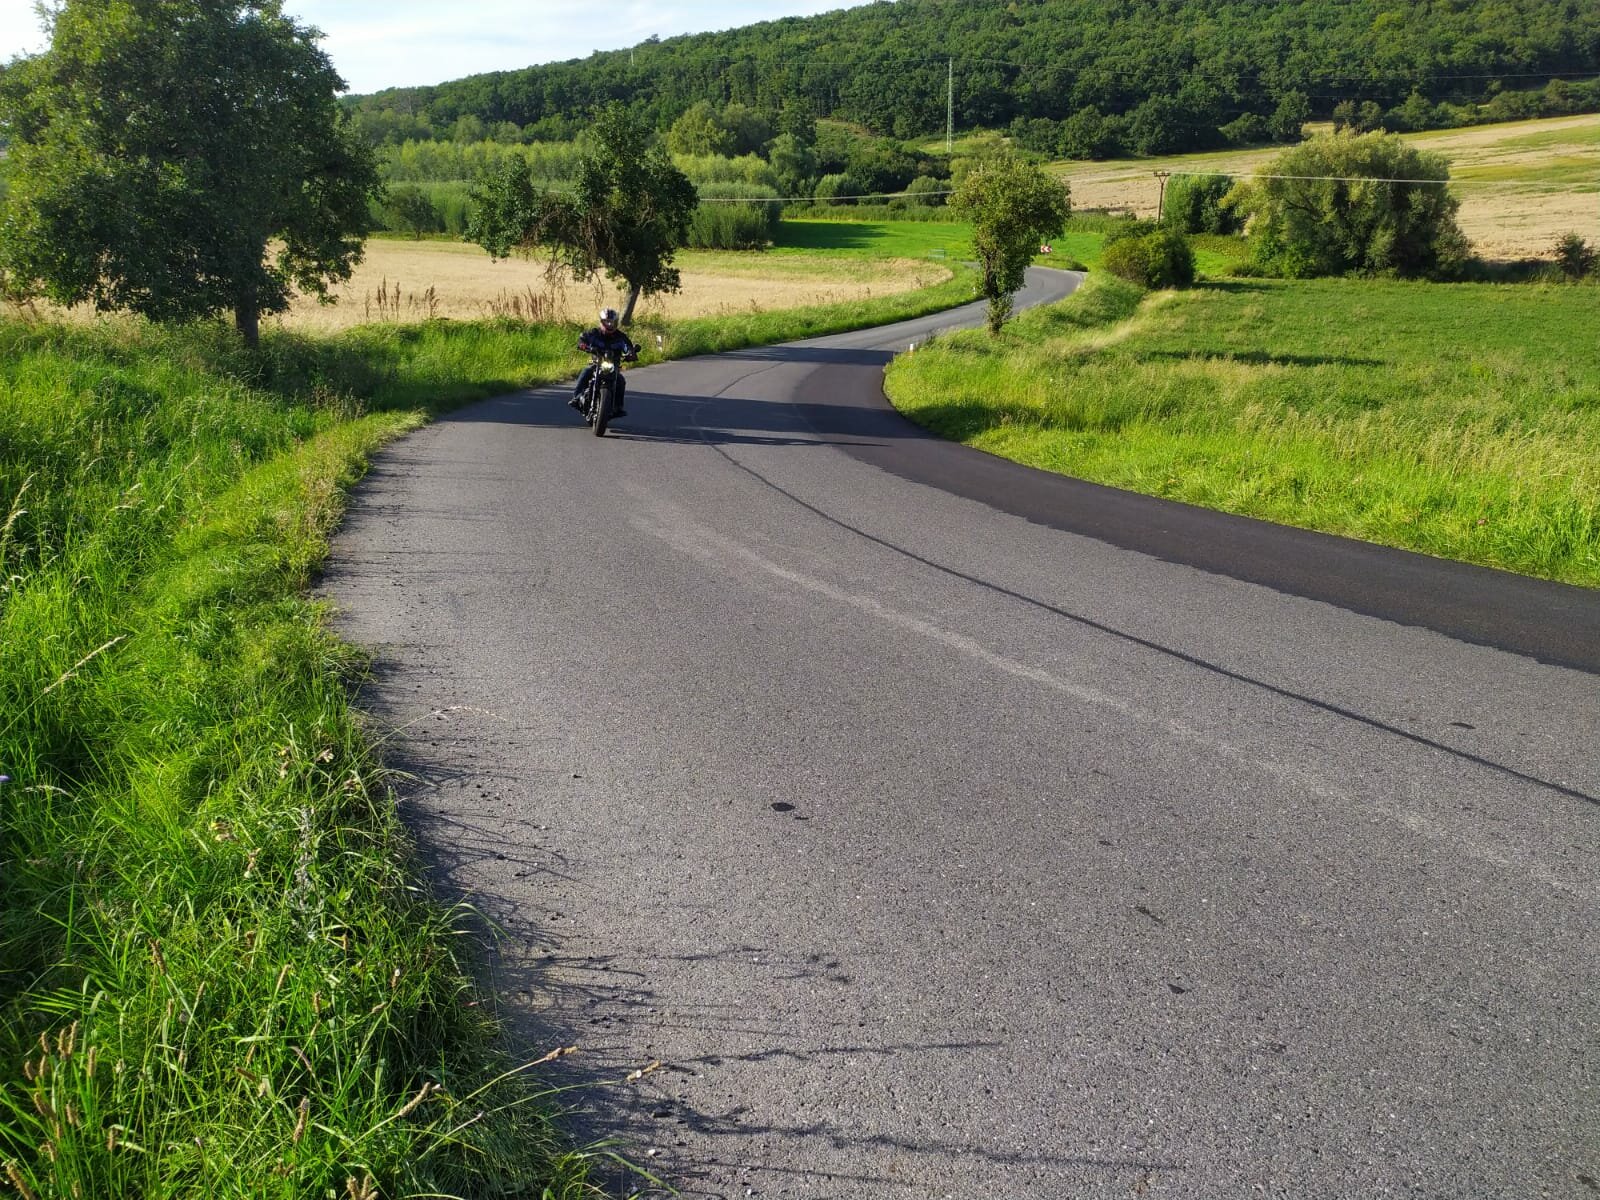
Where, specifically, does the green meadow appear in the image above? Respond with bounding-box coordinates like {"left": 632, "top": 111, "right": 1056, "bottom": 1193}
{"left": 886, "top": 272, "right": 1600, "bottom": 586}
{"left": 772, "top": 217, "right": 975, "bottom": 260}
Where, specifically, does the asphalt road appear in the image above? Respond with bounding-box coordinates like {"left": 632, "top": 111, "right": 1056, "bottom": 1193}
{"left": 324, "top": 270, "right": 1599, "bottom": 1199}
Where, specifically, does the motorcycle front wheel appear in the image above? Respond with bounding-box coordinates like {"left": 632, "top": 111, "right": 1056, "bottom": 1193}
{"left": 592, "top": 379, "right": 612, "bottom": 437}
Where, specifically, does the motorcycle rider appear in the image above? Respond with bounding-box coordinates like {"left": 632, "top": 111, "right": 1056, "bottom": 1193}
{"left": 571, "top": 307, "right": 640, "bottom": 418}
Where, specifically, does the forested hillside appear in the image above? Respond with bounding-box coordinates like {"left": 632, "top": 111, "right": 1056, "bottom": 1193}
{"left": 346, "top": 0, "right": 1600, "bottom": 153}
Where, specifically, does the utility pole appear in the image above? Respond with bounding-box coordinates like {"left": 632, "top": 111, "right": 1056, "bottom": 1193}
{"left": 1154, "top": 170, "right": 1172, "bottom": 221}
{"left": 947, "top": 59, "right": 954, "bottom": 153}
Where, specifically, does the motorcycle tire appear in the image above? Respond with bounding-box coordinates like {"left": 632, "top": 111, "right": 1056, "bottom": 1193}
{"left": 592, "top": 379, "right": 612, "bottom": 437}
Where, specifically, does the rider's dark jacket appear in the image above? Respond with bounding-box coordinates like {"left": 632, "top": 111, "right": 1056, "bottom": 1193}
{"left": 577, "top": 326, "right": 639, "bottom": 359}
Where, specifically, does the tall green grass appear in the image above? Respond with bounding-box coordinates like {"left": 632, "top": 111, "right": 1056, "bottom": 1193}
{"left": 885, "top": 273, "right": 1600, "bottom": 586}
{"left": 0, "top": 320, "right": 607, "bottom": 1198}
{"left": 0, "top": 256, "right": 986, "bottom": 1194}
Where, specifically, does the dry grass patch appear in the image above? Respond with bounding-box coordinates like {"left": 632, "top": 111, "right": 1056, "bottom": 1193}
{"left": 270, "top": 238, "right": 950, "bottom": 333}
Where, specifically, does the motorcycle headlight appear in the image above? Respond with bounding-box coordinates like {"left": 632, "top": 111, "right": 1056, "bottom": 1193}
{"left": 600, "top": 360, "right": 617, "bottom": 374}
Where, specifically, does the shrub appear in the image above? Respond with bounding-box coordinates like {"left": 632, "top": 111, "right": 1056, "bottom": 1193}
{"left": 1387, "top": 91, "right": 1445, "bottom": 133}
{"left": 1553, "top": 233, "right": 1598, "bottom": 281}
{"left": 1233, "top": 130, "right": 1469, "bottom": 279}
{"left": 1220, "top": 113, "right": 1270, "bottom": 146}
{"left": 687, "top": 182, "right": 781, "bottom": 249}
{"left": 814, "top": 173, "right": 858, "bottom": 206}
{"left": 903, "top": 175, "right": 951, "bottom": 207}
{"left": 778, "top": 202, "right": 962, "bottom": 223}
{"left": 1102, "top": 218, "right": 1160, "bottom": 248}
{"left": 1101, "top": 228, "right": 1196, "bottom": 289}
{"left": 1163, "top": 174, "right": 1242, "bottom": 235}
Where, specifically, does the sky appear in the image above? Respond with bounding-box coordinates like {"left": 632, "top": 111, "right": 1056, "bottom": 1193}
{"left": 0, "top": 1, "right": 878, "bottom": 95}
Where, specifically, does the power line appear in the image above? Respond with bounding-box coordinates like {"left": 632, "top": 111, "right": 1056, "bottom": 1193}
{"left": 415, "top": 168, "right": 1565, "bottom": 206}
{"left": 1168, "top": 170, "right": 1452, "bottom": 185}
{"left": 696, "top": 171, "right": 1493, "bottom": 202}
{"left": 700, "top": 187, "right": 957, "bottom": 203}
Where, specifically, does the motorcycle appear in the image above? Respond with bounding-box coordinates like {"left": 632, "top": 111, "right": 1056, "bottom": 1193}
{"left": 580, "top": 347, "right": 635, "bottom": 437}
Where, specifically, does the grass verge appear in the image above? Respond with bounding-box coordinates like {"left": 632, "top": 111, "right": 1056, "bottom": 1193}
{"left": 884, "top": 273, "right": 1600, "bottom": 587}
{"left": 0, "top": 320, "right": 607, "bottom": 1198}
{"left": 0, "top": 254, "right": 982, "bottom": 1196}
{"left": 642, "top": 256, "right": 977, "bottom": 357}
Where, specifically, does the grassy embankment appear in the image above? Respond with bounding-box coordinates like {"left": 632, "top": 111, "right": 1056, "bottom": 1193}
{"left": 886, "top": 272, "right": 1600, "bottom": 587}
{"left": 0, "top": 320, "right": 605, "bottom": 1199}
{"left": 0, "top": 224, "right": 981, "bottom": 1197}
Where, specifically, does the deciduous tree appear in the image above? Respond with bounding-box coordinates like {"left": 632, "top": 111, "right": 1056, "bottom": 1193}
{"left": 383, "top": 185, "right": 442, "bottom": 239}
{"left": 768, "top": 133, "right": 819, "bottom": 199}
{"left": 0, "top": 0, "right": 378, "bottom": 346}
{"left": 1269, "top": 91, "right": 1312, "bottom": 143}
{"left": 951, "top": 153, "right": 1071, "bottom": 333}
{"left": 469, "top": 103, "right": 696, "bottom": 323}
{"left": 667, "top": 101, "right": 734, "bottom": 157}
{"left": 340, "top": 1, "right": 1600, "bottom": 161}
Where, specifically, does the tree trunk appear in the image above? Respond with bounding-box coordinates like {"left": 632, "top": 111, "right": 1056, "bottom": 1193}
{"left": 234, "top": 297, "right": 261, "bottom": 349}
{"left": 620, "top": 283, "right": 642, "bottom": 325}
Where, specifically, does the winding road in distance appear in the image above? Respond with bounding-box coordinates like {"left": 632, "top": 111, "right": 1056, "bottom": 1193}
{"left": 324, "top": 269, "right": 1599, "bottom": 1200}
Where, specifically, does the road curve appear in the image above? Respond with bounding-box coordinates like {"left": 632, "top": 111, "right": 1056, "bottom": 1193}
{"left": 324, "top": 270, "right": 1599, "bottom": 1200}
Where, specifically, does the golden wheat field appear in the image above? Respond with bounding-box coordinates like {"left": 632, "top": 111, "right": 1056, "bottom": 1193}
{"left": 271, "top": 241, "right": 951, "bottom": 333}
{"left": 1055, "top": 112, "right": 1600, "bottom": 259}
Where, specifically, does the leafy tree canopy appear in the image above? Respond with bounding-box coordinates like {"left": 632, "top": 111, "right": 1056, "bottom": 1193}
{"left": 468, "top": 103, "right": 697, "bottom": 322}
{"left": 1232, "top": 131, "right": 1469, "bottom": 278}
{"left": 1163, "top": 174, "right": 1242, "bottom": 236}
{"left": 667, "top": 101, "right": 735, "bottom": 157}
{"left": 344, "top": 0, "right": 1600, "bottom": 155}
{"left": 0, "top": 0, "right": 379, "bottom": 345}
{"left": 952, "top": 153, "right": 1071, "bottom": 333}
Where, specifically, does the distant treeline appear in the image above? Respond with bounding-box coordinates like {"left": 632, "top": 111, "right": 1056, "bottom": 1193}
{"left": 369, "top": 129, "right": 958, "bottom": 245}
{"left": 344, "top": 0, "right": 1600, "bottom": 154}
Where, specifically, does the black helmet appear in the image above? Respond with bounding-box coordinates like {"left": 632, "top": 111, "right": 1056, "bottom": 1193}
{"left": 598, "top": 307, "right": 619, "bottom": 330}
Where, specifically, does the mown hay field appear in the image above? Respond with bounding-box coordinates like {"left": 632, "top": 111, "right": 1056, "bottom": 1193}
{"left": 1053, "top": 112, "right": 1600, "bottom": 260}
{"left": 273, "top": 239, "right": 952, "bottom": 333}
